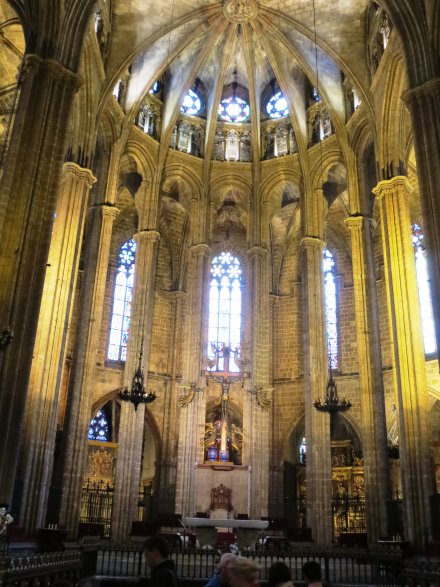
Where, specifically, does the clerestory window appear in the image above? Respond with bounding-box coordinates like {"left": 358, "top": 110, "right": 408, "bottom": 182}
{"left": 207, "top": 252, "right": 243, "bottom": 373}
{"left": 323, "top": 249, "right": 338, "bottom": 370}
{"left": 412, "top": 224, "right": 437, "bottom": 355}
{"left": 108, "top": 239, "right": 136, "bottom": 361}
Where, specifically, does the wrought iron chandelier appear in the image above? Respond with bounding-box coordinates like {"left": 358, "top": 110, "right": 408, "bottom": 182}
{"left": 314, "top": 367, "right": 351, "bottom": 415}
{"left": 119, "top": 343, "right": 156, "bottom": 411}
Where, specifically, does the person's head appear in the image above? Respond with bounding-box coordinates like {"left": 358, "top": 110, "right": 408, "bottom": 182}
{"left": 144, "top": 535, "right": 170, "bottom": 569}
{"left": 228, "top": 557, "right": 260, "bottom": 587}
{"left": 268, "top": 561, "right": 292, "bottom": 586}
{"left": 217, "top": 553, "right": 236, "bottom": 585}
{"left": 302, "top": 561, "right": 322, "bottom": 583}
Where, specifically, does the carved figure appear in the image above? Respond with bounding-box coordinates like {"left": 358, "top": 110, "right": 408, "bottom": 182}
{"left": 178, "top": 382, "right": 204, "bottom": 407}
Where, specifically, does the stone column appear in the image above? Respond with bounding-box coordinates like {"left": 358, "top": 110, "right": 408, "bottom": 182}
{"left": 18, "top": 163, "right": 95, "bottom": 533}
{"left": 373, "top": 176, "right": 434, "bottom": 546}
{"left": 403, "top": 79, "right": 440, "bottom": 368}
{"left": 111, "top": 229, "right": 161, "bottom": 541}
{"left": 246, "top": 245, "right": 271, "bottom": 519}
{"left": 175, "top": 243, "right": 211, "bottom": 518}
{"left": 59, "top": 203, "right": 119, "bottom": 534}
{"left": 301, "top": 234, "right": 332, "bottom": 546}
{"left": 0, "top": 55, "right": 82, "bottom": 505}
{"left": 345, "top": 214, "right": 390, "bottom": 543}
{"left": 158, "top": 290, "right": 186, "bottom": 514}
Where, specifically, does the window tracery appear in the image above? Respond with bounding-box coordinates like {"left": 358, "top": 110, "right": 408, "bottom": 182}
{"left": 262, "top": 122, "right": 297, "bottom": 160}
{"left": 108, "top": 239, "right": 136, "bottom": 362}
{"left": 180, "top": 88, "right": 202, "bottom": 115}
{"left": 218, "top": 96, "right": 250, "bottom": 123}
{"left": 208, "top": 252, "right": 242, "bottom": 368}
{"left": 266, "top": 91, "right": 289, "bottom": 119}
{"left": 88, "top": 409, "right": 110, "bottom": 442}
{"left": 170, "top": 119, "right": 204, "bottom": 157}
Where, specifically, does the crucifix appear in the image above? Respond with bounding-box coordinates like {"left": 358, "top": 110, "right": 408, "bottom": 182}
{"left": 205, "top": 343, "right": 247, "bottom": 461}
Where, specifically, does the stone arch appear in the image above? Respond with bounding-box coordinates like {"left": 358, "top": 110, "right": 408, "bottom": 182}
{"left": 377, "top": 51, "right": 407, "bottom": 177}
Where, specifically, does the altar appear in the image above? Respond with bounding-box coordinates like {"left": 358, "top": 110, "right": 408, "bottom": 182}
{"left": 183, "top": 517, "right": 268, "bottom": 548}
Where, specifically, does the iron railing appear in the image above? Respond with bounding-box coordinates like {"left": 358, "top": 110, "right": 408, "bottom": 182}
{"left": 332, "top": 496, "right": 366, "bottom": 544}
{"left": 80, "top": 481, "right": 113, "bottom": 538}
{"left": 93, "top": 544, "right": 405, "bottom": 585}
{"left": 0, "top": 550, "right": 82, "bottom": 586}
{"left": 2, "top": 543, "right": 440, "bottom": 586}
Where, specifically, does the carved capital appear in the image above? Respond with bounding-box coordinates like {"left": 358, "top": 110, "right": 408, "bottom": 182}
{"left": 23, "top": 54, "right": 82, "bottom": 91}
{"left": 372, "top": 175, "right": 412, "bottom": 200}
{"left": 402, "top": 77, "right": 440, "bottom": 104}
{"left": 134, "top": 229, "right": 161, "bottom": 244}
{"left": 300, "top": 236, "right": 326, "bottom": 251}
{"left": 247, "top": 245, "right": 269, "bottom": 259}
{"left": 344, "top": 214, "right": 376, "bottom": 231}
{"left": 190, "top": 243, "right": 211, "bottom": 257}
{"left": 62, "top": 162, "right": 96, "bottom": 187}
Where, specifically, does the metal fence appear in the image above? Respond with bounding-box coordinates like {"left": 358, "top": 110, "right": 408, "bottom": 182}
{"left": 93, "top": 545, "right": 405, "bottom": 586}
{"left": 80, "top": 482, "right": 113, "bottom": 539}
{"left": 0, "top": 550, "right": 82, "bottom": 586}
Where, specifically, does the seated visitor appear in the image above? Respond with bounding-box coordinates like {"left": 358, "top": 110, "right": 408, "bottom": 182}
{"left": 302, "top": 561, "right": 324, "bottom": 587}
{"left": 227, "top": 557, "right": 260, "bottom": 587}
{"left": 267, "top": 561, "right": 293, "bottom": 587}
{"left": 204, "top": 552, "right": 236, "bottom": 587}
{"left": 141, "top": 535, "right": 180, "bottom": 586}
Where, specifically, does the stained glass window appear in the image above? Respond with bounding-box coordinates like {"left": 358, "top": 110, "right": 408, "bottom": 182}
{"left": 412, "top": 224, "right": 437, "bottom": 354}
{"left": 208, "top": 252, "right": 242, "bottom": 373}
{"left": 180, "top": 89, "right": 202, "bottom": 115}
{"left": 312, "top": 87, "right": 321, "bottom": 101}
{"left": 299, "top": 437, "right": 307, "bottom": 464}
{"left": 149, "top": 81, "right": 159, "bottom": 94}
{"left": 323, "top": 249, "right": 338, "bottom": 370}
{"left": 108, "top": 239, "right": 136, "bottom": 361}
{"left": 218, "top": 96, "right": 250, "bottom": 123}
{"left": 266, "top": 91, "right": 289, "bottom": 119}
{"left": 88, "top": 409, "right": 110, "bottom": 442}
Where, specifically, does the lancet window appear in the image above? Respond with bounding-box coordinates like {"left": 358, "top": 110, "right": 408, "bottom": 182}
{"left": 88, "top": 409, "right": 110, "bottom": 442}
{"left": 323, "top": 249, "right": 338, "bottom": 370}
{"left": 208, "top": 252, "right": 243, "bottom": 373}
{"left": 108, "top": 239, "right": 136, "bottom": 361}
{"left": 412, "top": 224, "right": 437, "bottom": 354}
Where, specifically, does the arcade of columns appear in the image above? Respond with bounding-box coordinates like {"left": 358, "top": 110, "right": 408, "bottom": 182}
{"left": 0, "top": 0, "right": 439, "bottom": 549}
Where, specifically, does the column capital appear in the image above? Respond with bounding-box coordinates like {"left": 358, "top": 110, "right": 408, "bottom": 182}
{"left": 89, "top": 203, "right": 119, "bottom": 219}
{"left": 134, "top": 229, "right": 161, "bottom": 243}
{"left": 344, "top": 214, "right": 376, "bottom": 230}
{"left": 190, "top": 243, "right": 211, "bottom": 256}
{"left": 62, "top": 162, "right": 96, "bottom": 187}
{"left": 99, "top": 203, "right": 120, "bottom": 219}
{"left": 402, "top": 77, "right": 440, "bottom": 104}
{"left": 372, "top": 175, "right": 412, "bottom": 199}
{"left": 247, "top": 245, "right": 269, "bottom": 259}
{"left": 300, "top": 236, "right": 326, "bottom": 251}
{"left": 22, "top": 54, "right": 82, "bottom": 90}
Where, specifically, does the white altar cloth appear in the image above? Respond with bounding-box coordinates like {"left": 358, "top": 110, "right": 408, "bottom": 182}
{"left": 183, "top": 517, "right": 268, "bottom": 530}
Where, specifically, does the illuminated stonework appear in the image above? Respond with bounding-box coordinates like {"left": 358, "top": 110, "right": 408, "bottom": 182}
{"left": 223, "top": 0, "right": 259, "bottom": 23}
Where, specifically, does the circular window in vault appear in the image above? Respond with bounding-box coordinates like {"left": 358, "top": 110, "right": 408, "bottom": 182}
{"left": 180, "top": 88, "right": 202, "bottom": 115}
{"left": 266, "top": 91, "right": 289, "bottom": 119}
{"left": 218, "top": 96, "right": 250, "bottom": 123}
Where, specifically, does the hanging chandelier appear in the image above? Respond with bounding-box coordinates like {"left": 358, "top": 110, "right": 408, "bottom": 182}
{"left": 119, "top": 343, "right": 156, "bottom": 411}
{"left": 314, "top": 367, "right": 351, "bottom": 415}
